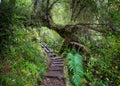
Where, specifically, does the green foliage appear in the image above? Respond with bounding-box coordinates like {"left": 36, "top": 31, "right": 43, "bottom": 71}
{"left": 51, "top": 1, "right": 71, "bottom": 26}
{"left": 66, "top": 52, "right": 85, "bottom": 86}
{"left": 15, "top": 0, "right": 33, "bottom": 15}
{"left": 39, "top": 27, "right": 63, "bottom": 53}
{"left": 14, "top": 0, "right": 33, "bottom": 26}
{"left": 86, "top": 35, "right": 120, "bottom": 85}
{"left": 0, "top": 27, "right": 47, "bottom": 85}
{"left": 0, "top": 0, "right": 120, "bottom": 86}
{"left": 0, "top": 0, "right": 47, "bottom": 85}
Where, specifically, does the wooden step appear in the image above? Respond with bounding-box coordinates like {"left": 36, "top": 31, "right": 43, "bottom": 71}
{"left": 49, "top": 52, "right": 56, "bottom": 55}
{"left": 44, "top": 46, "right": 50, "bottom": 51}
{"left": 51, "top": 63, "right": 64, "bottom": 67}
{"left": 49, "top": 50, "right": 53, "bottom": 53}
{"left": 50, "top": 52, "right": 55, "bottom": 55}
{"left": 46, "top": 71, "right": 64, "bottom": 79}
{"left": 44, "top": 78, "right": 53, "bottom": 86}
{"left": 49, "top": 54, "right": 56, "bottom": 57}
{"left": 40, "top": 77, "right": 64, "bottom": 86}
{"left": 52, "top": 62, "right": 64, "bottom": 64}
{"left": 44, "top": 48, "right": 50, "bottom": 53}
{"left": 51, "top": 57, "right": 63, "bottom": 60}
{"left": 41, "top": 44, "right": 44, "bottom": 48}
{"left": 48, "top": 67, "right": 63, "bottom": 71}
{"left": 51, "top": 59, "right": 64, "bottom": 62}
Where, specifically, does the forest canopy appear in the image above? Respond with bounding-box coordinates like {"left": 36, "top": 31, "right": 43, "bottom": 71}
{"left": 0, "top": 0, "right": 120, "bottom": 86}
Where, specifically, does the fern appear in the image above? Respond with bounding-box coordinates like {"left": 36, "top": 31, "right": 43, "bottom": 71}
{"left": 66, "top": 53, "right": 84, "bottom": 86}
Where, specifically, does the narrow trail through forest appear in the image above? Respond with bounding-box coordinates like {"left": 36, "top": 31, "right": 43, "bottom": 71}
{"left": 39, "top": 42, "right": 65, "bottom": 86}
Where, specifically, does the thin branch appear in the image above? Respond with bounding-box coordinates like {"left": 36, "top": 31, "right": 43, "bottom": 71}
{"left": 74, "top": 24, "right": 104, "bottom": 33}
{"left": 48, "top": 0, "right": 59, "bottom": 10}
{"left": 73, "top": 5, "right": 86, "bottom": 20}
{"left": 75, "top": 23, "right": 108, "bottom": 26}
{"left": 71, "top": 0, "right": 77, "bottom": 20}
{"left": 70, "top": 41, "right": 91, "bottom": 53}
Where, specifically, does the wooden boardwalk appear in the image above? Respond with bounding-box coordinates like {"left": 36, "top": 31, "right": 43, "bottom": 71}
{"left": 39, "top": 42, "right": 65, "bottom": 86}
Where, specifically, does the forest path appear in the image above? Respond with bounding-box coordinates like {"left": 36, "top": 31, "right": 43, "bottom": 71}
{"left": 39, "top": 42, "right": 65, "bottom": 86}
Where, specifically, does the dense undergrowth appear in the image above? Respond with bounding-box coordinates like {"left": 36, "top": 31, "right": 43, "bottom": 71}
{"left": 0, "top": 0, "right": 120, "bottom": 86}
{"left": 0, "top": 0, "right": 47, "bottom": 85}
{"left": 0, "top": 28, "right": 47, "bottom": 85}
{"left": 87, "top": 35, "right": 120, "bottom": 86}
{"left": 63, "top": 35, "right": 120, "bottom": 86}
{"left": 39, "top": 27, "right": 63, "bottom": 53}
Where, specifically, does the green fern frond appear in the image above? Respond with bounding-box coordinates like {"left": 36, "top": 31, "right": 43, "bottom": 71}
{"left": 66, "top": 52, "right": 85, "bottom": 86}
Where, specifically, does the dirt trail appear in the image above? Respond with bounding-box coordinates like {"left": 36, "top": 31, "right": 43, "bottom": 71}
{"left": 39, "top": 42, "right": 65, "bottom": 86}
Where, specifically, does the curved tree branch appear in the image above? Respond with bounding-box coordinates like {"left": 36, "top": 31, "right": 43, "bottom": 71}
{"left": 70, "top": 41, "right": 91, "bottom": 53}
